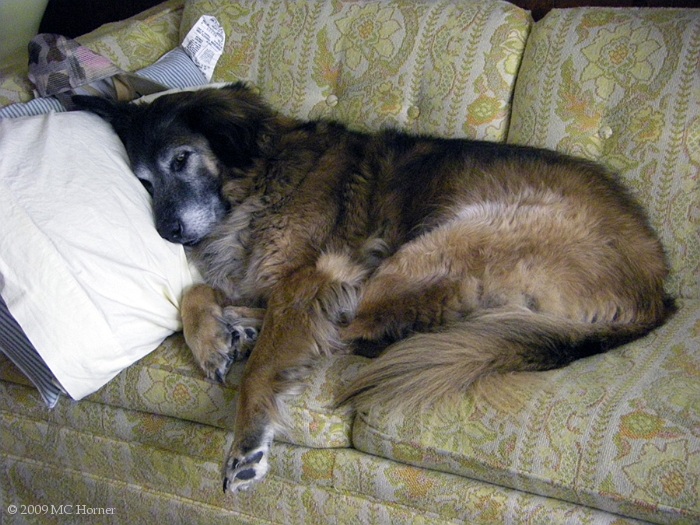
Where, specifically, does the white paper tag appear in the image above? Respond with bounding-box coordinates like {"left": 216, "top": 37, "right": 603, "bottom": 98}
{"left": 182, "top": 16, "right": 225, "bottom": 82}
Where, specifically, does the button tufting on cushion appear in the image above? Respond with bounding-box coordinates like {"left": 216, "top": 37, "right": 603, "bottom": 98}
{"left": 407, "top": 105, "right": 420, "bottom": 120}
{"left": 325, "top": 94, "right": 339, "bottom": 107}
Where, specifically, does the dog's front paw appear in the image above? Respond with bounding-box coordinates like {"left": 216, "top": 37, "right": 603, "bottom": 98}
{"left": 185, "top": 309, "right": 259, "bottom": 383}
{"left": 223, "top": 439, "right": 271, "bottom": 494}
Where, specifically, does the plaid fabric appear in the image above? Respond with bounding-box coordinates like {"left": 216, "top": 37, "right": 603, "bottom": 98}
{"left": 0, "top": 47, "right": 207, "bottom": 120}
{"left": 27, "top": 33, "right": 166, "bottom": 108}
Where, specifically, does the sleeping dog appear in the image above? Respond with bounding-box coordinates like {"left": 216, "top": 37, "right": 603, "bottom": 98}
{"left": 75, "top": 84, "right": 671, "bottom": 493}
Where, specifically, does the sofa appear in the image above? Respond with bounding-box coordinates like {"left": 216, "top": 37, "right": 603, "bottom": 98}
{"left": 1, "top": 0, "right": 698, "bottom": 523}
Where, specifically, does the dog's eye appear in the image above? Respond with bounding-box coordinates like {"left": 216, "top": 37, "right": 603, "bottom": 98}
{"left": 172, "top": 151, "right": 190, "bottom": 172}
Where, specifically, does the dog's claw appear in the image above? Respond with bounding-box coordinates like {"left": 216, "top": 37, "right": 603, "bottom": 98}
{"left": 229, "top": 325, "right": 259, "bottom": 361}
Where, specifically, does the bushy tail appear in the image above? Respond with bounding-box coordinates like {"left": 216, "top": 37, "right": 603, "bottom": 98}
{"left": 340, "top": 309, "right": 660, "bottom": 413}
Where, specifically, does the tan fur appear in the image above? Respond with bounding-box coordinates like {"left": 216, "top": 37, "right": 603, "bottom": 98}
{"left": 182, "top": 284, "right": 264, "bottom": 380}
{"left": 77, "top": 85, "right": 671, "bottom": 493}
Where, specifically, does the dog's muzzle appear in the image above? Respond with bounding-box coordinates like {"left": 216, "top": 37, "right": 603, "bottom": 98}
{"left": 155, "top": 198, "right": 228, "bottom": 246}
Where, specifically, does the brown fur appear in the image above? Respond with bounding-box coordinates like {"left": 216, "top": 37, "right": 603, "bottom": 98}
{"left": 74, "top": 84, "right": 671, "bottom": 493}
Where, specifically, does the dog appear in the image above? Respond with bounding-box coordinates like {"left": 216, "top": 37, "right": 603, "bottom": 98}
{"left": 74, "top": 83, "right": 671, "bottom": 494}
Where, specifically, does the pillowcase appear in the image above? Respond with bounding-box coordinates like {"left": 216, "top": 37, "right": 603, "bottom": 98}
{"left": 0, "top": 111, "right": 201, "bottom": 403}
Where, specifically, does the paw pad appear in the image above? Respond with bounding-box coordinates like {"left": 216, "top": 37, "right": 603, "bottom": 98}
{"left": 223, "top": 445, "right": 269, "bottom": 494}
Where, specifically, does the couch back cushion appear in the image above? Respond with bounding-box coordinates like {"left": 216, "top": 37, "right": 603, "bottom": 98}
{"left": 181, "top": 0, "right": 531, "bottom": 141}
{"left": 508, "top": 8, "right": 700, "bottom": 300}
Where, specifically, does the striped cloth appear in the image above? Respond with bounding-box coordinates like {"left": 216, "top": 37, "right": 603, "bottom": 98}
{"left": 137, "top": 46, "right": 208, "bottom": 91}
{"left": 0, "top": 294, "right": 63, "bottom": 407}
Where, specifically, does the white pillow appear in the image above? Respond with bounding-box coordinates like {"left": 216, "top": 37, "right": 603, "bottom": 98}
{"left": 0, "top": 111, "right": 201, "bottom": 401}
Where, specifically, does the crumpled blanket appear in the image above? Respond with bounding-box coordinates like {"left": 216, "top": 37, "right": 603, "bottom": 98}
{"left": 27, "top": 33, "right": 166, "bottom": 108}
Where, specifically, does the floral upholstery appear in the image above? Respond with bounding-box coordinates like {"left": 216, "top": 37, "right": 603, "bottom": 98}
{"left": 508, "top": 8, "right": 700, "bottom": 300}
{"left": 180, "top": 0, "right": 531, "bottom": 140}
{"left": 353, "top": 300, "right": 700, "bottom": 523}
{"left": 1, "top": 1, "right": 699, "bottom": 524}
{"left": 1, "top": 374, "right": 657, "bottom": 524}
{"left": 86, "top": 334, "right": 358, "bottom": 449}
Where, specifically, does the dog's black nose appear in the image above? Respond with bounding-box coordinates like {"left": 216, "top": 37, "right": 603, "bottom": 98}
{"left": 159, "top": 219, "right": 185, "bottom": 244}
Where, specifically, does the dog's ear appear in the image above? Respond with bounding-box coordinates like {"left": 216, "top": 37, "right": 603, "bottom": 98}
{"left": 182, "top": 86, "right": 273, "bottom": 169}
{"left": 71, "top": 95, "right": 135, "bottom": 139}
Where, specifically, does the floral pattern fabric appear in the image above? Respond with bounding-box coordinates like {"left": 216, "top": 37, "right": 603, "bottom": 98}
{"left": 1, "top": 378, "right": 650, "bottom": 524}
{"left": 180, "top": 0, "right": 531, "bottom": 141}
{"left": 507, "top": 8, "right": 700, "bottom": 300}
{"left": 84, "top": 334, "right": 358, "bottom": 449}
{"left": 1, "top": 1, "right": 699, "bottom": 524}
{"left": 353, "top": 300, "right": 700, "bottom": 524}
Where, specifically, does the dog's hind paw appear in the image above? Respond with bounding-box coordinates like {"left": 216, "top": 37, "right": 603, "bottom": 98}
{"left": 222, "top": 441, "right": 270, "bottom": 494}
{"left": 224, "top": 321, "right": 259, "bottom": 362}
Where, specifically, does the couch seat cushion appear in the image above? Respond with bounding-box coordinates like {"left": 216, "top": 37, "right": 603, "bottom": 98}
{"left": 0, "top": 333, "right": 359, "bottom": 449}
{"left": 352, "top": 300, "right": 700, "bottom": 524}
{"left": 92, "top": 334, "right": 361, "bottom": 448}
{"left": 2, "top": 380, "right": 640, "bottom": 524}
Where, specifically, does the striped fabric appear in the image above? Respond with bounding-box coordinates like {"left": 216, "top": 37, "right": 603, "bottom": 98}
{"left": 0, "top": 47, "right": 207, "bottom": 120}
{"left": 137, "top": 46, "right": 207, "bottom": 90}
{"left": 0, "top": 295, "right": 63, "bottom": 407}
{"left": 0, "top": 97, "right": 64, "bottom": 119}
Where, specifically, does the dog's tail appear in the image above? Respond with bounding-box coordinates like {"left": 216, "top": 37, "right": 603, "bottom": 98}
{"left": 339, "top": 308, "right": 663, "bottom": 413}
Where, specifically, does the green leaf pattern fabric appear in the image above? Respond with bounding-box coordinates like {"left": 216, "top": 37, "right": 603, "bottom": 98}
{"left": 1, "top": 1, "right": 698, "bottom": 523}
{"left": 508, "top": 8, "right": 700, "bottom": 300}
{"left": 180, "top": 0, "right": 531, "bottom": 140}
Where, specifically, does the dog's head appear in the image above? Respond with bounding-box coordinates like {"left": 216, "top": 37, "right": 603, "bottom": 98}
{"left": 74, "top": 84, "right": 271, "bottom": 245}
